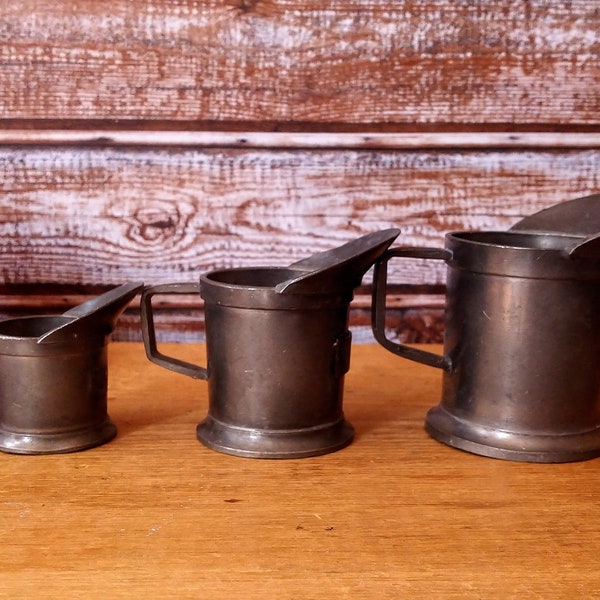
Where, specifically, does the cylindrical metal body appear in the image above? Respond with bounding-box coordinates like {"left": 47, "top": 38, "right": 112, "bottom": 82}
{"left": 141, "top": 268, "right": 355, "bottom": 458}
{"left": 0, "top": 316, "right": 116, "bottom": 454}
{"left": 372, "top": 231, "right": 600, "bottom": 462}
{"left": 428, "top": 232, "right": 600, "bottom": 462}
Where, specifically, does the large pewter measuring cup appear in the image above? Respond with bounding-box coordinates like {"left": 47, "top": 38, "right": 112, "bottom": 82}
{"left": 141, "top": 230, "right": 400, "bottom": 459}
{"left": 372, "top": 198, "right": 600, "bottom": 463}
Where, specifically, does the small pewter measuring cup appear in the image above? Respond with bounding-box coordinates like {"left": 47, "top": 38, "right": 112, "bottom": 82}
{"left": 141, "top": 230, "right": 399, "bottom": 459}
{"left": 0, "top": 282, "right": 143, "bottom": 454}
{"left": 372, "top": 195, "right": 600, "bottom": 463}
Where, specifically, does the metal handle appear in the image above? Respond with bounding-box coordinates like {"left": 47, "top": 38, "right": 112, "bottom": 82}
{"left": 140, "top": 283, "right": 209, "bottom": 380}
{"left": 371, "top": 247, "right": 452, "bottom": 371}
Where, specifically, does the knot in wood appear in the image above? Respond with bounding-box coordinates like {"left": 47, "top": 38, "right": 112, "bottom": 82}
{"left": 236, "top": 0, "right": 260, "bottom": 13}
{"left": 134, "top": 206, "right": 179, "bottom": 244}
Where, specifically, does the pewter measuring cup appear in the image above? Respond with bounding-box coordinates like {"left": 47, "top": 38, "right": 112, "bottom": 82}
{"left": 372, "top": 195, "right": 600, "bottom": 463}
{"left": 0, "top": 282, "right": 142, "bottom": 454}
{"left": 141, "top": 230, "right": 400, "bottom": 459}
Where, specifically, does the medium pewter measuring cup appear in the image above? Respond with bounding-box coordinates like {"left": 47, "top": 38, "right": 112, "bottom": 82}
{"left": 372, "top": 195, "right": 600, "bottom": 463}
{"left": 141, "top": 229, "right": 399, "bottom": 459}
{"left": 0, "top": 282, "right": 143, "bottom": 454}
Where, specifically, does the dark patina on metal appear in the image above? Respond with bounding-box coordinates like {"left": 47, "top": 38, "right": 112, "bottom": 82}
{"left": 141, "top": 229, "right": 400, "bottom": 459}
{"left": 0, "top": 282, "right": 143, "bottom": 454}
{"left": 372, "top": 194, "right": 600, "bottom": 463}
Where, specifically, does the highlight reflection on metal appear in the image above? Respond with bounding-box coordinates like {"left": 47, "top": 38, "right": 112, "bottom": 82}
{"left": 141, "top": 229, "right": 400, "bottom": 459}
{"left": 372, "top": 194, "right": 600, "bottom": 463}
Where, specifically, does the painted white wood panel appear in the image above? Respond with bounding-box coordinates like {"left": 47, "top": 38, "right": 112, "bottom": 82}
{"left": 0, "top": 1, "right": 598, "bottom": 124}
{"left": 0, "top": 146, "right": 598, "bottom": 287}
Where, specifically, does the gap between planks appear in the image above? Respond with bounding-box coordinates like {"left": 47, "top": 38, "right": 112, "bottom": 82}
{"left": 0, "top": 293, "right": 445, "bottom": 311}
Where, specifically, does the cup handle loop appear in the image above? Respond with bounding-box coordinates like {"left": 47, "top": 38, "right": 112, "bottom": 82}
{"left": 372, "top": 247, "right": 453, "bottom": 371}
{"left": 141, "top": 283, "right": 209, "bottom": 380}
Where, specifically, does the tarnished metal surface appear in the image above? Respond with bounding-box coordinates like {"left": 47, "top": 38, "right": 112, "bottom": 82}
{"left": 277, "top": 229, "right": 400, "bottom": 295}
{"left": 0, "top": 282, "right": 143, "bottom": 454}
{"left": 510, "top": 192, "right": 600, "bottom": 237}
{"left": 141, "top": 230, "right": 399, "bottom": 459}
{"left": 373, "top": 198, "right": 600, "bottom": 463}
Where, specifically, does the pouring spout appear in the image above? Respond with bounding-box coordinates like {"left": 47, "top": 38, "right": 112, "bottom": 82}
{"left": 37, "top": 281, "right": 144, "bottom": 344}
{"left": 510, "top": 193, "right": 600, "bottom": 236}
{"left": 509, "top": 193, "right": 600, "bottom": 261}
{"left": 568, "top": 232, "right": 600, "bottom": 259}
{"left": 276, "top": 228, "right": 401, "bottom": 295}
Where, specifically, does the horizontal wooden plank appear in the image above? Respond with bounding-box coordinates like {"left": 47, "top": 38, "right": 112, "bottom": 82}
{"left": 2, "top": 130, "right": 600, "bottom": 149}
{"left": 0, "top": 291, "right": 444, "bottom": 311}
{"left": 0, "top": 1, "right": 598, "bottom": 125}
{"left": 0, "top": 298, "right": 446, "bottom": 344}
{"left": 1, "top": 146, "right": 599, "bottom": 288}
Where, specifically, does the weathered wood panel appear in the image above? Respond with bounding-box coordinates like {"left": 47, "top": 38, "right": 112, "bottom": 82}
{"left": 1, "top": 1, "right": 599, "bottom": 341}
{"left": 1, "top": 144, "right": 597, "bottom": 341}
{"left": 0, "top": 290, "right": 446, "bottom": 343}
{"left": 1, "top": 0, "right": 598, "bottom": 126}
{"left": 1, "top": 146, "right": 598, "bottom": 288}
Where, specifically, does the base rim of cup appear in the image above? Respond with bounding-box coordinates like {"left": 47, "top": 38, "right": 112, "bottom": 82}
{"left": 0, "top": 419, "right": 117, "bottom": 455}
{"left": 196, "top": 416, "right": 354, "bottom": 459}
{"left": 425, "top": 405, "right": 600, "bottom": 463}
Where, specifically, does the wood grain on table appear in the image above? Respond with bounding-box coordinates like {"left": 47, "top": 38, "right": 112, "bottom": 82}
{"left": 1, "top": 343, "right": 598, "bottom": 599}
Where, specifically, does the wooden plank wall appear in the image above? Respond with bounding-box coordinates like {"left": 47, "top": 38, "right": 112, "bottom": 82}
{"left": 0, "top": 1, "right": 599, "bottom": 342}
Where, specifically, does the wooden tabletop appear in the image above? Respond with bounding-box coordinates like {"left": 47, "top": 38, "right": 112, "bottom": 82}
{"left": 1, "top": 342, "right": 598, "bottom": 599}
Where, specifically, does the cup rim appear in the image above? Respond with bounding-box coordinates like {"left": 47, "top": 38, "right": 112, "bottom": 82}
{"left": 448, "top": 230, "right": 585, "bottom": 252}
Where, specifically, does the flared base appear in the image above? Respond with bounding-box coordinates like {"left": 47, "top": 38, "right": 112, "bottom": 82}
{"left": 197, "top": 415, "right": 355, "bottom": 459}
{"left": 0, "top": 419, "right": 117, "bottom": 455}
{"left": 425, "top": 405, "right": 600, "bottom": 463}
